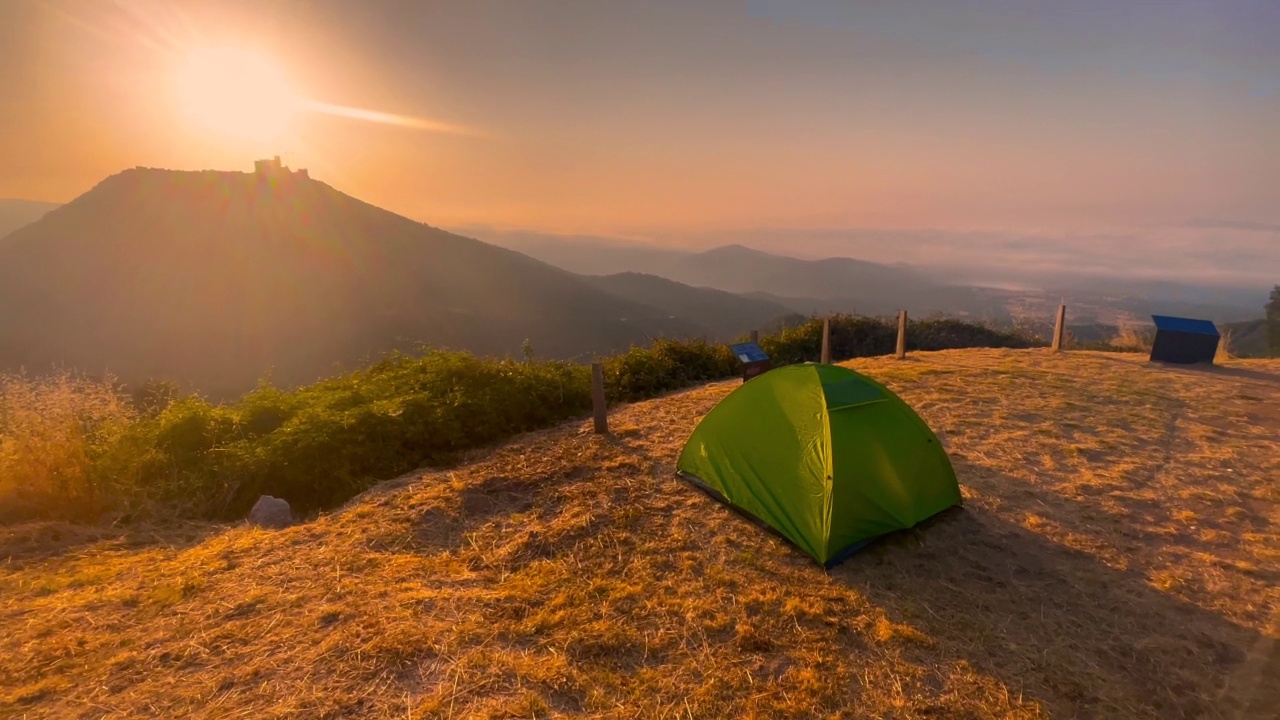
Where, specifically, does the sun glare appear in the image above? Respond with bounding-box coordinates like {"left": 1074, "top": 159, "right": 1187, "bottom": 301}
{"left": 175, "top": 46, "right": 296, "bottom": 142}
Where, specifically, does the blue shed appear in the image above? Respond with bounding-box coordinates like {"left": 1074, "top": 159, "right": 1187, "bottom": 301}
{"left": 1150, "top": 315, "right": 1220, "bottom": 365}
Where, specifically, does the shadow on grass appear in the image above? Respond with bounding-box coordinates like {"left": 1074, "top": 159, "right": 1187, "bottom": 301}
{"left": 0, "top": 520, "right": 221, "bottom": 568}
{"left": 1155, "top": 362, "right": 1280, "bottom": 386}
{"left": 829, "top": 483, "right": 1265, "bottom": 719}
{"left": 1090, "top": 353, "right": 1280, "bottom": 387}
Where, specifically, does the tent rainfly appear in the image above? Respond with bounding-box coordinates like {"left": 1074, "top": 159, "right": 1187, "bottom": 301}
{"left": 1149, "top": 315, "right": 1220, "bottom": 365}
{"left": 676, "top": 363, "right": 961, "bottom": 566}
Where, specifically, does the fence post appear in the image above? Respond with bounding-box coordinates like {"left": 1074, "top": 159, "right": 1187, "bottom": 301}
{"left": 1051, "top": 304, "right": 1067, "bottom": 352}
{"left": 591, "top": 362, "right": 608, "bottom": 434}
{"left": 896, "top": 310, "right": 908, "bottom": 359}
{"left": 821, "top": 317, "right": 832, "bottom": 364}
{"left": 749, "top": 329, "right": 759, "bottom": 345}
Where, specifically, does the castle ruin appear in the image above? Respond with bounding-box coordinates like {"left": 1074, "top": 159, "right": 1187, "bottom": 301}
{"left": 254, "top": 156, "right": 309, "bottom": 180}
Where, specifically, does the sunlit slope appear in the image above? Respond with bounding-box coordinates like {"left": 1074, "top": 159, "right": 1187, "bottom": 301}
{"left": 2, "top": 349, "right": 1277, "bottom": 718}
{"left": 0, "top": 168, "right": 696, "bottom": 395}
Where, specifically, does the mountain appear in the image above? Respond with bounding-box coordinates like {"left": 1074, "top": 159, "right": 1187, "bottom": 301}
{"left": 580, "top": 272, "right": 794, "bottom": 339}
{"left": 0, "top": 164, "right": 700, "bottom": 395}
{"left": 481, "top": 230, "right": 1268, "bottom": 324}
{"left": 478, "top": 232, "right": 1000, "bottom": 318}
{"left": 654, "top": 244, "right": 897, "bottom": 297}
{"left": 0, "top": 199, "right": 60, "bottom": 238}
{"left": 1221, "top": 319, "right": 1270, "bottom": 358}
{"left": 470, "top": 229, "right": 691, "bottom": 278}
{"left": 678, "top": 245, "right": 1013, "bottom": 317}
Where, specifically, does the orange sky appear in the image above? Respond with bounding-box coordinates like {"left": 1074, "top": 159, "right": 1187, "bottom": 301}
{"left": 2, "top": 0, "right": 1277, "bottom": 238}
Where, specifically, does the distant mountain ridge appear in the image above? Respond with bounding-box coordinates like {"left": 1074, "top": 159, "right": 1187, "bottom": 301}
{"left": 0, "top": 165, "right": 703, "bottom": 395}
{"left": 480, "top": 232, "right": 1014, "bottom": 318}
{"left": 477, "top": 229, "right": 1267, "bottom": 324}
{"left": 580, "top": 272, "right": 794, "bottom": 339}
{"left": 1221, "top": 319, "right": 1270, "bottom": 358}
{"left": 0, "top": 199, "right": 60, "bottom": 239}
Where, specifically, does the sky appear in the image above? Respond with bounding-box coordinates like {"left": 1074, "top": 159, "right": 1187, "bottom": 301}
{"left": 1, "top": 0, "right": 1277, "bottom": 282}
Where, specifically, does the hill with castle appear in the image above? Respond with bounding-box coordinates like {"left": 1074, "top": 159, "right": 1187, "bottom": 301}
{"left": 0, "top": 160, "right": 716, "bottom": 395}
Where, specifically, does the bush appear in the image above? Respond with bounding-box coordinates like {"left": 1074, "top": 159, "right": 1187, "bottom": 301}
{"left": 129, "top": 378, "right": 183, "bottom": 415}
{"left": 0, "top": 373, "right": 137, "bottom": 522}
{"left": 908, "top": 317, "right": 1039, "bottom": 351}
{"left": 604, "top": 339, "right": 737, "bottom": 402}
{"left": 94, "top": 351, "right": 595, "bottom": 519}
{"left": 1, "top": 316, "right": 1039, "bottom": 524}
{"left": 758, "top": 314, "right": 1035, "bottom": 363}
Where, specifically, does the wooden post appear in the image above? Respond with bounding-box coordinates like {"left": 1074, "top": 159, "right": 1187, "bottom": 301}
{"left": 821, "top": 317, "right": 832, "bottom": 364}
{"left": 1051, "top": 304, "right": 1067, "bottom": 352}
{"left": 591, "top": 362, "right": 608, "bottom": 434}
{"left": 896, "top": 310, "right": 908, "bottom": 359}
{"left": 749, "top": 329, "right": 759, "bottom": 345}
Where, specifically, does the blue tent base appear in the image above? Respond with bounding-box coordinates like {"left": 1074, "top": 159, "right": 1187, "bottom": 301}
{"left": 822, "top": 538, "right": 877, "bottom": 568}
{"left": 675, "top": 470, "right": 961, "bottom": 568}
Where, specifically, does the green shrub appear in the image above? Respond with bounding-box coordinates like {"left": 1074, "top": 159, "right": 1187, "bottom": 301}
{"left": 908, "top": 317, "right": 1039, "bottom": 351}
{"left": 604, "top": 339, "right": 737, "bottom": 402}
{"left": 1, "top": 316, "right": 1040, "bottom": 524}
{"left": 757, "top": 314, "right": 1035, "bottom": 363}
{"left": 90, "top": 351, "right": 596, "bottom": 518}
{"left": 129, "top": 378, "right": 183, "bottom": 415}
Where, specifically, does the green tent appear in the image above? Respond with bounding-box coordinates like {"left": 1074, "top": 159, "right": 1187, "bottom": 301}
{"left": 677, "top": 363, "right": 961, "bottom": 566}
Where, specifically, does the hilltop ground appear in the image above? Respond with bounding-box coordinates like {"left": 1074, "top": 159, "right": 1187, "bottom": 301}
{"left": 2, "top": 349, "right": 1277, "bottom": 719}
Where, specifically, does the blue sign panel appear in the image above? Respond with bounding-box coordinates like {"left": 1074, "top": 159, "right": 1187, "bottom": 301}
{"left": 729, "top": 342, "right": 769, "bottom": 364}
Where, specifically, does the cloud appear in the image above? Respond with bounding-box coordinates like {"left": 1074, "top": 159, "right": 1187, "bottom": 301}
{"left": 1185, "top": 218, "right": 1280, "bottom": 233}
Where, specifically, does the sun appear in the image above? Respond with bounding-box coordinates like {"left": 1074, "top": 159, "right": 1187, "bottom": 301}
{"left": 175, "top": 46, "right": 297, "bottom": 143}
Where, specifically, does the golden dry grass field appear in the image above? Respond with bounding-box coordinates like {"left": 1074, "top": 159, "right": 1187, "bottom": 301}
{"left": 2, "top": 349, "right": 1277, "bottom": 719}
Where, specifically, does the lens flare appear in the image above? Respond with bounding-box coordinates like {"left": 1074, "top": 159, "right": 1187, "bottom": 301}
{"left": 175, "top": 46, "right": 297, "bottom": 142}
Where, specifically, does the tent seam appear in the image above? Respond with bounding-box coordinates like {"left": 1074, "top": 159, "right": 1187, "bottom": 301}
{"left": 817, "top": 365, "right": 834, "bottom": 563}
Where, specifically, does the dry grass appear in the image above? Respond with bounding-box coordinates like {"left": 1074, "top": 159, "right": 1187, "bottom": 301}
{"left": 0, "top": 373, "right": 135, "bottom": 523}
{"left": 1217, "top": 329, "right": 1236, "bottom": 364}
{"left": 1, "top": 349, "right": 1277, "bottom": 719}
{"left": 1110, "top": 324, "right": 1155, "bottom": 353}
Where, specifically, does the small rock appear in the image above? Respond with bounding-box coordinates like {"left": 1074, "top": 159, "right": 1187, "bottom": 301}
{"left": 248, "top": 495, "right": 293, "bottom": 529}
